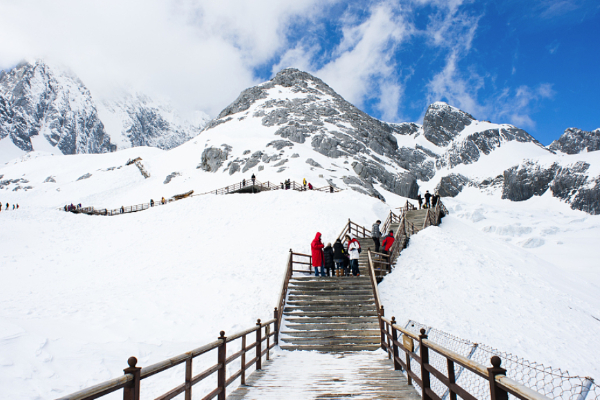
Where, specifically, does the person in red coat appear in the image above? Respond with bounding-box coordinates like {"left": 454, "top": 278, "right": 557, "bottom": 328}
{"left": 381, "top": 231, "right": 395, "bottom": 252}
{"left": 311, "top": 232, "right": 325, "bottom": 277}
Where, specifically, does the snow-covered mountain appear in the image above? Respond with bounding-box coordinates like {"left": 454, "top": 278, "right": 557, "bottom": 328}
{"left": 197, "top": 68, "right": 599, "bottom": 214}
{"left": 1, "top": 68, "right": 600, "bottom": 399}
{"left": 0, "top": 60, "right": 208, "bottom": 163}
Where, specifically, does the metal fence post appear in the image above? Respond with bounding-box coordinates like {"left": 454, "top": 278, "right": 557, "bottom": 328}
{"left": 123, "top": 357, "right": 141, "bottom": 400}
{"left": 256, "top": 319, "right": 262, "bottom": 370}
{"left": 488, "top": 356, "right": 508, "bottom": 400}
{"left": 217, "top": 331, "right": 227, "bottom": 400}
{"left": 419, "top": 329, "right": 432, "bottom": 400}
{"left": 391, "top": 317, "right": 401, "bottom": 370}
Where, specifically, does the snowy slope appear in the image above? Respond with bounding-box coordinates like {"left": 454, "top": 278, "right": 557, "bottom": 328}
{"left": 1, "top": 67, "right": 599, "bottom": 399}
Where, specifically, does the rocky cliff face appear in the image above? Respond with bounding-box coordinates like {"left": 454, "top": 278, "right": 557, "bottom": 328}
{"left": 0, "top": 60, "right": 206, "bottom": 162}
{"left": 0, "top": 60, "right": 114, "bottom": 156}
{"left": 548, "top": 128, "right": 600, "bottom": 154}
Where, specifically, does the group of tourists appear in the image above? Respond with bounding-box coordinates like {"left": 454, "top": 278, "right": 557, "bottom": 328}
{"left": 311, "top": 233, "right": 362, "bottom": 277}
{"left": 149, "top": 197, "right": 166, "bottom": 207}
{"left": 310, "top": 219, "right": 397, "bottom": 278}
{"left": 1, "top": 202, "right": 19, "bottom": 211}
{"left": 64, "top": 203, "right": 81, "bottom": 212}
{"left": 416, "top": 190, "right": 440, "bottom": 209}
{"left": 242, "top": 174, "right": 257, "bottom": 188}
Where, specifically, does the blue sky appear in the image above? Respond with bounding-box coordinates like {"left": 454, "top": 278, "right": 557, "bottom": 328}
{"left": 259, "top": 0, "right": 600, "bottom": 144}
{"left": 1, "top": 0, "right": 598, "bottom": 145}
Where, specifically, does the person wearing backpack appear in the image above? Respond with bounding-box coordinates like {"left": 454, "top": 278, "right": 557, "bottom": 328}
{"left": 332, "top": 238, "right": 346, "bottom": 277}
{"left": 346, "top": 235, "right": 361, "bottom": 277}
{"left": 371, "top": 220, "right": 382, "bottom": 252}
{"left": 323, "top": 243, "right": 335, "bottom": 277}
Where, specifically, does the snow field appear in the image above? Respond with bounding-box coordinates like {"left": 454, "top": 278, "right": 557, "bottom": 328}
{"left": 380, "top": 191, "right": 600, "bottom": 379}
{"left": 0, "top": 190, "right": 390, "bottom": 399}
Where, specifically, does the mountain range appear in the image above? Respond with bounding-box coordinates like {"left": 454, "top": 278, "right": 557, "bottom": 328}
{"left": 0, "top": 64, "right": 598, "bottom": 214}
{"left": 0, "top": 60, "right": 208, "bottom": 162}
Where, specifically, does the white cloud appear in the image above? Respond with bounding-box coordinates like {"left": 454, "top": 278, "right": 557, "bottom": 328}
{"left": 0, "top": 0, "right": 335, "bottom": 117}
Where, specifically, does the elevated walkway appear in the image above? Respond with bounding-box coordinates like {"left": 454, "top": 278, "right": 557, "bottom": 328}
{"left": 227, "top": 350, "right": 421, "bottom": 400}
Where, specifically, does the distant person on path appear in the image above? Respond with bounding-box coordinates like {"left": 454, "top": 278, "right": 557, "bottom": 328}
{"left": 346, "top": 235, "right": 361, "bottom": 277}
{"left": 120, "top": 206, "right": 124, "bottom": 214}
{"left": 329, "top": 185, "right": 333, "bottom": 193}
{"left": 311, "top": 232, "right": 325, "bottom": 277}
{"left": 5, "top": 203, "right": 8, "bottom": 210}
{"left": 323, "top": 243, "right": 335, "bottom": 277}
{"left": 424, "top": 190, "right": 431, "bottom": 208}
{"left": 242, "top": 178, "right": 246, "bottom": 187}
{"left": 417, "top": 194, "right": 422, "bottom": 209}
{"left": 371, "top": 220, "right": 382, "bottom": 252}
{"left": 12, "top": 204, "right": 15, "bottom": 210}
{"left": 16, "top": 204, "right": 19, "bottom": 209}
{"left": 161, "top": 197, "right": 166, "bottom": 205}
{"left": 251, "top": 173, "right": 256, "bottom": 185}
{"left": 303, "top": 178, "right": 307, "bottom": 189}
{"left": 308, "top": 183, "right": 313, "bottom": 190}
{"left": 150, "top": 199, "right": 154, "bottom": 207}
{"left": 432, "top": 193, "right": 438, "bottom": 208}
{"left": 332, "top": 238, "right": 346, "bottom": 277}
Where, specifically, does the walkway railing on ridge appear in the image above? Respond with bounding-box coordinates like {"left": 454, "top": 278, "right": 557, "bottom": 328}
{"left": 63, "top": 180, "right": 342, "bottom": 217}
{"left": 57, "top": 314, "right": 279, "bottom": 400}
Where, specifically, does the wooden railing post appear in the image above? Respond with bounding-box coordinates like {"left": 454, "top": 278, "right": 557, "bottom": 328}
{"left": 217, "top": 331, "right": 227, "bottom": 400}
{"left": 185, "top": 358, "right": 192, "bottom": 400}
{"left": 274, "top": 307, "right": 279, "bottom": 344}
{"left": 123, "top": 357, "right": 141, "bottom": 400}
{"left": 241, "top": 335, "right": 246, "bottom": 385}
{"left": 256, "top": 319, "right": 262, "bottom": 370}
{"left": 488, "top": 356, "right": 509, "bottom": 400}
{"left": 391, "top": 317, "right": 401, "bottom": 370}
{"left": 379, "top": 306, "right": 385, "bottom": 350}
{"left": 419, "top": 328, "right": 432, "bottom": 400}
{"left": 447, "top": 359, "right": 457, "bottom": 400}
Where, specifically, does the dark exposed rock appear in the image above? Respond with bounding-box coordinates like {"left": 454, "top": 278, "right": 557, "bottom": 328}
{"left": 164, "top": 172, "right": 180, "bottom": 184}
{"left": 502, "top": 161, "right": 558, "bottom": 201}
{"left": 266, "top": 140, "right": 294, "bottom": 150}
{"left": 44, "top": 176, "right": 56, "bottom": 183}
{"left": 352, "top": 160, "right": 418, "bottom": 198}
{"left": 423, "top": 102, "right": 474, "bottom": 147}
{"left": 77, "top": 173, "right": 92, "bottom": 181}
{"left": 306, "top": 158, "right": 322, "bottom": 168}
{"left": 0, "top": 60, "right": 115, "bottom": 156}
{"left": 548, "top": 128, "right": 600, "bottom": 154}
{"left": 198, "top": 146, "right": 229, "bottom": 172}
{"left": 550, "top": 161, "right": 590, "bottom": 201}
{"left": 570, "top": 177, "right": 600, "bottom": 215}
{"left": 436, "top": 174, "right": 471, "bottom": 197}
{"left": 242, "top": 151, "right": 263, "bottom": 172}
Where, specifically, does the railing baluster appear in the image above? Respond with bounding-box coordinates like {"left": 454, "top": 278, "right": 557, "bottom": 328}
{"left": 447, "top": 359, "right": 457, "bottom": 400}
{"left": 391, "top": 317, "right": 401, "bottom": 370}
{"left": 123, "top": 357, "right": 141, "bottom": 400}
{"left": 256, "top": 319, "right": 262, "bottom": 370}
{"left": 217, "top": 331, "right": 226, "bottom": 400}
{"left": 185, "top": 358, "right": 192, "bottom": 400}
{"left": 419, "top": 328, "right": 432, "bottom": 400}
{"left": 488, "top": 356, "right": 508, "bottom": 400}
{"left": 241, "top": 335, "right": 246, "bottom": 385}
{"left": 274, "top": 307, "right": 279, "bottom": 344}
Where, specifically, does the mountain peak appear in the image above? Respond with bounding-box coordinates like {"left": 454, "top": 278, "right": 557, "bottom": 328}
{"left": 423, "top": 102, "right": 475, "bottom": 147}
{"left": 548, "top": 127, "right": 600, "bottom": 154}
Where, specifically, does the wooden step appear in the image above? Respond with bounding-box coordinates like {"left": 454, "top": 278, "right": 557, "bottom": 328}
{"left": 280, "top": 337, "right": 380, "bottom": 345}
{"left": 283, "top": 310, "right": 379, "bottom": 317}
{"left": 279, "top": 344, "right": 381, "bottom": 351}
{"left": 284, "top": 316, "right": 379, "bottom": 324}
{"left": 281, "top": 329, "right": 380, "bottom": 337}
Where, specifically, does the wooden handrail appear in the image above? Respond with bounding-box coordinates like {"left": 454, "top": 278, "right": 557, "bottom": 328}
{"left": 56, "top": 317, "right": 279, "bottom": 400}
{"left": 367, "top": 250, "right": 382, "bottom": 312}
{"left": 378, "top": 319, "right": 553, "bottom": 400}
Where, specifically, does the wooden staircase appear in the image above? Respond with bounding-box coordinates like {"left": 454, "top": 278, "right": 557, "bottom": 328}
{"left": 280, "top": 276, "right": 380, "bottom": 351}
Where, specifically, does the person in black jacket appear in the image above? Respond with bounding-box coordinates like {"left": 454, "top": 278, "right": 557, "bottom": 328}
{"left": 417, "top": 194, "right": 423, "bottom": 209}
{"left": 424, "top": 190, "right": 431, "bottom": 208}
{"left": 432, "top": 193, "right": 438, "bottom": 208}
{"left": 323, "top": 243, "right": 335, "bottom": 277}
{"left": 332, "top": 238, "right": 346, "bottom": 277}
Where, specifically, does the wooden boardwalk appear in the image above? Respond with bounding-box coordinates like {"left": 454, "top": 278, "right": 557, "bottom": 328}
{"left": 227, "top": 349, "right": 421, "bottom": 400}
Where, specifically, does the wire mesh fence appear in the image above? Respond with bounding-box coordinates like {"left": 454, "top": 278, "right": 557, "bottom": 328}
{"left": 404, "top": 320, "right": 598, "bottom": 400}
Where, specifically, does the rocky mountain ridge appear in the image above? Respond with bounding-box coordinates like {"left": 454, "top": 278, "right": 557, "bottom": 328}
{"left": 0, "top": 60, "right": 206, "bottom": 163}
{"left": 199, "top": 68, "right": 599, "bottom": 214}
